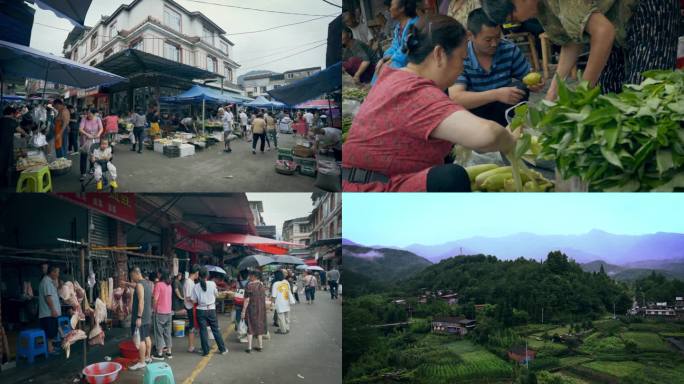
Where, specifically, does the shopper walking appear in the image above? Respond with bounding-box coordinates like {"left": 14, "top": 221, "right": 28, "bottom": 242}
{"left": 265, "top": 112, "right": 277, "bottom": 150}
{"left": 242, "top": 271, "right": 267, "bottom": 353}
{"left": 304, "top": 270, "right": 317, "bottom": 304}
{"left": 67, "top": 105, "right": 79, "bottom": 155}
{"left": 327, "top": 267, "right": 340, "bottom": 299}
{"left": 234, "top": 270, "right": 248, "bottom": 330}
{"left": 152, "top": 269, "right": 174, "bottom": 360}
{"left": 271, "top": 270, "right": 294, "bottom": 334}
{"left": 172, "top": 273, "right": 184, "bottom": 312}
{"left": 184, "top": 265, "right": 199, "bottom": 353}
{"left": 129, "top": 267, "right": 153, "bottom": 371}
{"left": 191, "top": 267, "right": 228, "bottom": 356}
{"left": 251, "top": 113, "right": 267, "bottom": 155}
{"left": 128, "top": 109, "right": 146, "bottom": 153}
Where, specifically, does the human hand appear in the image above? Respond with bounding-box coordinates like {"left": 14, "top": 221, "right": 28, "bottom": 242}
{"left": 496, "top": 87, "right": 526, "bottom": 105}
{"left": 135, "top": 317, "right": 142, "bottom": 328}
{"left": 528, "top": 78, "right": 546, "bottom": 93}
{"left": 545, "top": 81, "right": 558, "bottom": 101}
{"left": 353, "top": 73, "right": 362, "bottom": 84}
{"left": 51, "top": 308, "right": 58, "bottom": 318}
{"left": 501, "top": 124, "right": 523, "bottom": 155}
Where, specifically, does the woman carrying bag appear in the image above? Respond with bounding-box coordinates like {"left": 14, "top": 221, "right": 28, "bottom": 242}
{"left": 242, "top": 271, "right": 267, "bottom": 353}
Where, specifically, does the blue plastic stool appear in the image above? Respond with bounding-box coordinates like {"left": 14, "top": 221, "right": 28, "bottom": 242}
{"left": 56, "top": 316, "right": 71, "bottom": 341}
{"left": 143, "top": 362, "right": 175, "bottom": 384}
{"left": 16, "top": 329, "right": 48, "bottom": 363}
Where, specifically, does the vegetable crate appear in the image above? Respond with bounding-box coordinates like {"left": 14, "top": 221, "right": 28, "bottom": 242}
{"left": 293, "top": 156, "right": 317, "bottom": 177}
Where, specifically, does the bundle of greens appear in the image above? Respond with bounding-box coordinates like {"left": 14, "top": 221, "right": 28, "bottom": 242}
{"left": 520, "top": 70, "right": 684, "bottom": 191}
{"left": 342, "top": 87, "right": 369, "bottom": 102}
{"left": 342, "top": 116, "right": 352, "bottom": 142}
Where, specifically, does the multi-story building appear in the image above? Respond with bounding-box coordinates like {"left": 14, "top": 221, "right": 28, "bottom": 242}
{"left": 309, "top": 192, "right": 341, "bottom": 268}
{"left": 248, "top": 201, "right": 265, "bottom": 227}
{"left": 282, "top": 216, "right": 311, "bottom": 247}
{"left": 240, "top": 67, "right": 321, "bottom": 98}
{"left": 61, "top": 0, "right": 240, "bottom": 111}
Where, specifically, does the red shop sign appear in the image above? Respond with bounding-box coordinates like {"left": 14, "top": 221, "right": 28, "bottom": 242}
{"left": 56, "top": 193, "right": 137, "bottom": 225}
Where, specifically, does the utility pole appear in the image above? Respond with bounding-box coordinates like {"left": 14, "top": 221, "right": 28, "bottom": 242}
{"left": 525, "top": 340, "right": 529, "bottom": 370}
{"left": 541, "top": 307, "right": 544, "bottom": 324}
{"left": 613, "top": 302, "right": 616, "bottom": 319}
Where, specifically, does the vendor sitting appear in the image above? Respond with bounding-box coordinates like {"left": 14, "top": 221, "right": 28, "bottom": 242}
{"left": 342, "top": 15, "right": 519, "bottom": 192}
{"left": 448, "top": 8, "right": 544, "bottom": 127}
{"left": 179, "top": 116, "right": 196, "bottom": 134}
{"left": 342, "top": 27, "right": 378, "bottom": 84}
{"left": 91, "top": 138, "right": 118, "bottom": 190}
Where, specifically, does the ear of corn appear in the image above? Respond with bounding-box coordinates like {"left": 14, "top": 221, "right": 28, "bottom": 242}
{"left": 482, "top": 172, "right": 513, "bottom": 192}
{"left": 465, "top": 164, "right": 499, "bottom": 183}
{"left": 475, "top": 166, "right": 512, "bottom": 188}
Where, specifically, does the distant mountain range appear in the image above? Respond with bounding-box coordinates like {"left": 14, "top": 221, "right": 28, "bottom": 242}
{"left": 343, "top": 230, "right": 684, "bottom": 281}
{"left": 343, "top": 244, "right": 431, "bottom": 283}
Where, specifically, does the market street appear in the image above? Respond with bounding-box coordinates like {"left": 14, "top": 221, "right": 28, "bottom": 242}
{"left": 0, "top": 291, "right": 342, "bottom": 384}
{"left": 41, "top": 132, "right": 322, "bottom": 193}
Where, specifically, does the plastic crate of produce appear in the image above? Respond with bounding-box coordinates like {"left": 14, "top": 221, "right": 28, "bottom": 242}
{"left": 163, "top": 146, "right": 180, "bottom": 158}
{"left": 277, "top": 148, "right": 292, "bottom": 157}
{"left": 293, "top": 156, "right": 317, "bottom": 168}
{"left": 278, "top": 154, "right": 294, "bottom": 162}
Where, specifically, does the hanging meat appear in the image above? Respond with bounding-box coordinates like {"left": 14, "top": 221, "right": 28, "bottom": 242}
{"left": 59, "top": 281, "right": 85, "bottom": 324}
{"left": 88, "top": 298, "right": 107, "bottom": 346}
{"left": 61, "top": 329, "right": 86, "bottom": 358}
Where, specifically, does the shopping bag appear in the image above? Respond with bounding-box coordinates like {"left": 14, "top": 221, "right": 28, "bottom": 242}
{"left": 133, "top": 326, "right": 141, "bottom": 349}
{"left": 233, "top": 289, "right": 245, "bottom": 306}
{"left": 33, "top": 132, "right": 47, "bottom": 147}
{"left": 237, "top": 320, "right": 248, "bottom": 338}
{"left": 289, "top": 290, "right": 296, "bottom": 305}
{"left": 129, "top": 132, "right": 136, "bottom": 144}
{"left": 207, "top": 327, "right": 214, "bottom": 340}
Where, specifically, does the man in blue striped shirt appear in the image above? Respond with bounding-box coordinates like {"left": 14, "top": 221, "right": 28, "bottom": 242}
{"left": 448, "top": 8, "right": 544, "bottom": 127}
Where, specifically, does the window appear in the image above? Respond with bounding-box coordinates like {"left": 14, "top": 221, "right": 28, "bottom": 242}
{"left": 130, "top": 38, "right": 143, "bottom": 51}
{"left": 79, "top": 45, "right": 85, "bottom": 59}
{"left": 108, "top": 21, "right": 117, "bottom": 41}
{"left": 104, "top": 49, "right": 113, "bottom": 59}
{"left": 164, "top": 8, "right": 181, "bottom": 32}
{"left": 90, "top": 32, "right": 98, "bottom": 50}
{"left": 260, "top": 86, "right": 267, "bottom": 93}
{"left": 220, "top": 41, "right": 229, "bottom": 54}
{"left": 207, "top": 56, "right": 216, "bottom": 72}
{"left": 223, "top": 64, "right": 232, "bottom": 81}
{"left": 90, "top": 59, "right": 97, "bottom": 66}
{"left": 164, "top": 42, "right": 180, "bottom": 62}
{"left": 202, "top": 27, "right": 214, "bottom": 46}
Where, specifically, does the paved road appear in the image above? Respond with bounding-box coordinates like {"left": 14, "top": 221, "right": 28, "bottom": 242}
{"left": 5, "top": 132, "right": 321, "bottom": 193}
{"left": 0, "top": 290, "right": 341, "bottom": 384}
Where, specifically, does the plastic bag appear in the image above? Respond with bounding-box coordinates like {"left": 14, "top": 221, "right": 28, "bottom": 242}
{"left": 133, "top": 326, "right": 141, "bottom": 349}
{"left": 207, "top": 327, "right": 214, "bottom": 340}
{"left": 237, "top": 320, "right": 248, "bottom": 338}
{"left": 32, "top": 132, "right": 47, "bottom": 147}
{"left": 129, "top": 132, "right": 136, "bottom": 145}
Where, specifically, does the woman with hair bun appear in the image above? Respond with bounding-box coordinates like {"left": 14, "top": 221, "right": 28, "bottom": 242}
{"left": 343, "top": 15, "right": 520, "bottom": 192}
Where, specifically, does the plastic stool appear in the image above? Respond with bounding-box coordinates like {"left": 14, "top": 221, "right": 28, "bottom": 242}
{"left": 143, "top": 362, "right": 175, "bottom": 384}
{"left": 16, "top": 166, "right": 52, "bottom": 192}
{"left": 56, "top": 316, "right": 71, "bottom": 341}
{"left": 16, "top": 329, "right": 48, "bottom": 363}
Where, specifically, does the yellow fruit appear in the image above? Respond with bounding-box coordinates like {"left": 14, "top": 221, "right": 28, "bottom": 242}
{"left": 475, "top": 166, "right": 512, "bottom": 188}
{"left": 465, "top": 164, "right": 498, "bottom": 183}
{"left": 482, "top": 173, "right": 513, "bottom": 192}
{"left": 523, "top": 181, "right": 540, "bottom": 192}
{"left": 504, "top": 178, "right": 516, "bottom": 192}
{"left": 523, "top": 72, "right": 542, "bottom": 86}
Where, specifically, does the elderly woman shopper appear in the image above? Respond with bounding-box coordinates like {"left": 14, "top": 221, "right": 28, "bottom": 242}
{"left": 242, "top": 271, "right": 267, "bottom": 353}
{"left": 343, "top": 15, "right": 520, "bottom": 192}
{"left": 152, "top": 269, "right": 174, "bottom": 360}
{"left": 481, "top": 0, "right": 680, "bottom": 97}
{"left": 78, "top": 108, "right": 103, "bottom": 181}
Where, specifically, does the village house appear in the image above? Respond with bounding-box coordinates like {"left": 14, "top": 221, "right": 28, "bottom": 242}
{"left": 431, "top": 317, "right": 476, "bottom": 336}
{"left": 508, "top": 346, "right": 537, "bottom": 364}
{"left": 438, "top": 293, "right": 459, "bottom": 305}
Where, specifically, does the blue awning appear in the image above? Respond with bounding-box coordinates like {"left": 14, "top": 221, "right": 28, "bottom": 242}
{"left": 267, "top": 62, "right": 341, "bottom": 106}
{"left": 30, "top": 0, "right": 93, "bottom": 28}
{"left": 160, "top": 85, "right": 247, "bottom": 104}
{"left": 244, "top": 95, "right": 288, "bottom": 109}
{"left": 0, "top": 39, "right": 126, "bottom": 88}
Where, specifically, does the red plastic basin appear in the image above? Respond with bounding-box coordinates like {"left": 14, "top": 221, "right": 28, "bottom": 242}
{"left": 118, "top": 340, "right": 138, "bottom": 359}
{"left": 82, "top": 362, "right": 122, "bottom": 384}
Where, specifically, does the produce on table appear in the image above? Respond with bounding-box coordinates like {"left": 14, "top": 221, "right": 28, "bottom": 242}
{"left": 342, "top": 116, "right": 352, "bottom": 142}
{"left": 516, "top": 69, "right": 684, "bottom": 191}
{"left": 342, "top": 87, "right": 369, "bottom": 102}
{"left": 523, "top": 72, "right": 542, "bottom": 86}
{"left": 466, "top": 164, "right": 553, "bottom": 192}
{"left": 48, "top": 157, "right": 72, "bottom": 170}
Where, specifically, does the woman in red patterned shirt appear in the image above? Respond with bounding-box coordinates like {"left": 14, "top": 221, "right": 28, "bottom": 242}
{"left": 343, "top": 15, "right": 520, "bottom": 192}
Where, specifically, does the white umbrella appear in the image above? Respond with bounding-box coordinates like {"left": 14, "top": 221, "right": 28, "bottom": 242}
{"left": 269, "top": 255, "right": 305, "bottom": 265}
{"left": 296, "top": 265, "right": 324, "bottom": 271}
{"left": 205, "top": 265, "right": 226, "bottom": 274}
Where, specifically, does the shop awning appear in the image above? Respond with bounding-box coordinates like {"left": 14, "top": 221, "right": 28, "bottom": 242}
{"left": 96, "top": 49, "right": 219, "bottom": 81}
{"left": 244, "top": 95, "right": 288, "bottom": 109}
{"left": 267, "top": 62, "right": 341, "bottom": 105}
{"left": 160, "top": 84, "right": 245, "bottom": 105}
{"left": 309, "top": 237, "right": 342, "bottom": 248}
{"left": 192, "top": 232, "right": 300, "bottom": 246}
{"left": 0, "top": 39, "right": 127, "bottom": 88}
{"left": 30, "top": 0, "right": 93, "bottom": 28}
{"left": 253, "top": 244, "right": 289, "bottom": 255}
{"left": 294, "top": 99, "right": 339, "bottom": 110}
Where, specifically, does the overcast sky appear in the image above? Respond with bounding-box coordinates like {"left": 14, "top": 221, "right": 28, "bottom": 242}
{"left": 246, "top": 193, "right": 313, "bottom": 238}
{"left": 28, "top": 0, "right": 338, "bottom": 76}
{"left": 344, "top": 194, "right": 684, "bottom": 247}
